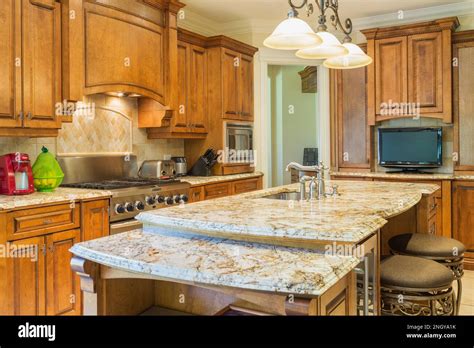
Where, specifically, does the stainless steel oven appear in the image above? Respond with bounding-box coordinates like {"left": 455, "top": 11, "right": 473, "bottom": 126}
{"left": 225, "top": 122, "right": 254, "bottom": 163}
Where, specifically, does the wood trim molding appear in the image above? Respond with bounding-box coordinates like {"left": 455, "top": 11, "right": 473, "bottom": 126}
{"left": 206, "top": 35, "right": 258, "bottom": 57}
{"left": 453, "top": 30, "right": 474, "bottom": 44}
{"left": 178, "top": 28, "right": 208, "bottom": 47}
{"left": 361, "top": 17, "right": 460, "bottom": 40}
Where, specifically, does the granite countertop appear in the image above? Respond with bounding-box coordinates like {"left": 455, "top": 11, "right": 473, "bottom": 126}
{"left": 182, "top": 172, "right": 263, "bottom": 187}
{"left": 70, "top": 229, "right": 360, "bottom": 296}
{"left": 137, "top": 180, "right": 439, "bottom": 246}
{"left": 331, "top": 171, "right": 474, "bottom": 181}
{"left": 0, "top": 188, "right": 112, "bottom": 211}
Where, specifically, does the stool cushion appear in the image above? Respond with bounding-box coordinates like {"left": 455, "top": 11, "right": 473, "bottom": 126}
{"left": 381, "top": 255, "right": 454, "bottom": 289}
{"left": 389, "top": 233, "right": 465, "bottom": 258}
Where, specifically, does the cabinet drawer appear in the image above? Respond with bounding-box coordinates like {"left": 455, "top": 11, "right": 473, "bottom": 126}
{"left": 7, "top": 203, "right": 80, "bottom": 241}
{"left": 189, "top": 186, "right": 204, "bottom": 203}
{"left": 232, "top": 178, "right": 261, "bottom": 195}
{"left": 203, "top": 183, "right": 232, "bottom": 200}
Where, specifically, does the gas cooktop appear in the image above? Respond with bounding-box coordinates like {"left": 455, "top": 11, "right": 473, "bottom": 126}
{"left": 61, "top": 177, "right": 180, "bottom": 190}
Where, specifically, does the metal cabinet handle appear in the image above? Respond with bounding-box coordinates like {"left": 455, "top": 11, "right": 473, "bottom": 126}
{"left": 16, "top": 111, "right": 24, "bottom": 121}
{"left": 27, "top": 112, "right": 32, "bottom": 120}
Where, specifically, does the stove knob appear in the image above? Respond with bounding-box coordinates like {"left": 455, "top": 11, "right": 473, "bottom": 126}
{"left": 180, "top": 194, "right": 189, "bottom": 203}
{"left": 124, "top": 202, "right": 135, "bottom": 212}
{"left": 156, "top": 196, "right": 165, "bottom": 204}
{"left": 115, "top": 204, "right": 126, "bottom": 214}
{"left": 135, "top": 201, "right": 145, "bottom": 211}
{"left": 173, "top": 195, "right": 181, "bottom": 204}
{"left": 165, "top": 197, "right": 174, "bottom": 205}
{"left": 145, "top": 196, "right": 156, "bottom": 206}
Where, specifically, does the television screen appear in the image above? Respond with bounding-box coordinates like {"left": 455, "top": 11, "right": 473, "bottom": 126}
{"left": 378, "top": 128, "right": 442, "bottom": 168}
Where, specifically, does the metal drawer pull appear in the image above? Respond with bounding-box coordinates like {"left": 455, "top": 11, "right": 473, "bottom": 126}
{"left": 43, "top": 219, "right": 53, "bottom": 225}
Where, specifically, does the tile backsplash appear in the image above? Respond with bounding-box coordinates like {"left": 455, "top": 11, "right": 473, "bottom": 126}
{"left": 0, "top": 95, "right": 184, "bottom": 167}
{"left": 374, "top": 118, "right": 454, "bottom": 174}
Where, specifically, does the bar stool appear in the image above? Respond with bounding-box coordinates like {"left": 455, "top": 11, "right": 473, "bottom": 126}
{"left": 388, "top": 233, "right": 465, "bottom": 314}
{"left": 381, "top": 255, "right": 455, "bottom": 316}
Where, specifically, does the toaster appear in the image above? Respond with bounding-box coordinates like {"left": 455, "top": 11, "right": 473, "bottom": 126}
{"left": 138, "top": 160, "right": 176, "bottom": 179}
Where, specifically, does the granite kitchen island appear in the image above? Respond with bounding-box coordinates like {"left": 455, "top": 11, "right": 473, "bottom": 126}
{"left": 70, "top": 180, "right": 439, "bottom": 316}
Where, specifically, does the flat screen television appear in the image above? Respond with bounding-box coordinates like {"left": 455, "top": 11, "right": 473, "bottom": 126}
{"left": 378, "top": 127, "right": 442, "bottom": 170}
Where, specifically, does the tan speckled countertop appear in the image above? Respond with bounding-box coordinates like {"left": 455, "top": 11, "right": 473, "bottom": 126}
{"left": 0, "top": 188, "right": 112, "bottom": 211}
{"left": 70, "top": 229, "right": 360, "bottom": 296}
{"left": 182, "top": 172, "right": 263, "bottom": 187}
{"left": 331, "top": 171, "right": 474, "bottom": 181}
{"left": 137, "top": 180, "right": 439, "bottom": 247}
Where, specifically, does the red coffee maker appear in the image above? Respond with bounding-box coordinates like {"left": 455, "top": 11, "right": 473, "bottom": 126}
{"left": 0, "top": 153, "right": 35, "bottom": 195}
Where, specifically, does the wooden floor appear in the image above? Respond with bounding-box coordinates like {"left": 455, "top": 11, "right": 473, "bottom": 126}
{"left": 458, "top": 270, "right": 474, "bottom": 315}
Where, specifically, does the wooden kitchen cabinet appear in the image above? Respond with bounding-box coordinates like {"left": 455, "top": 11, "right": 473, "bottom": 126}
{"left": 0, "top": 0, "right": 62, "bottom": 136}
{"left": 188, "top": 176, "right": 263, "bottom": 203}
{"left": 330, "top": 47, "right": 372, "bottom": 171}
{"left": 453, "top": 31, "right": 474, "bottom": 172}
{"left": 174, "top": 39, "right": 208, "bottom": 134}
{"left": 46, "top": 229, "right": 81, "bottom": 315}
{"left": 220, "top": 48, "right": 255, "bottom": 121}
{"left": 82, "top": 199, "right": 110, "bottom": 241}
{"left": 362, "top": 18, "right": 458, "bottom": 124}
{"left": 6, "top": 236, "right": 46, "bottom": 315}
{"left": 452, "top": 181, "right": 474, "bottom": 270}
{"left": 0, "top": 197, "right": 110, "bottom": 315}
{"left": 140, "top": 28, "right": 208, "bottom": 139}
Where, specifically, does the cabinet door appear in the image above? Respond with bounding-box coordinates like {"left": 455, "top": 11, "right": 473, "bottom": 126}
{"left": 189, "top": 45, "right": 208, "bottom": 133}
{"left": 239, "top": 54, "right": 254, "bottom": 121}
{"left": 22, "top": 0, "right": 62, "bottom": 129}
{"left": 335, "top": 67, "right": 371, "bottom": 169}
{"left": 83, "top": 3, "right": 164, "bottom": 102}
{"left": 7, "top": 236, "right": 46, "bottom": 315}
{"left": 173, "top": 42, "right": 190, "bottom": 133}
{"left": 407, "top": 32, "right": 443, "bottom": 115}
{"left": 452, "top": 181, "right": 474, "bottom": 268}
{"left": 0, "top": 0, "right": 21, "bottom": 128}
{"left": 46, "top": 229, "right": 81, "bottom": 315}
{"left": 222, "top": 48, "right": 240, "bottom": 119}
{"left": 82, "top": 199, "right": 110, "bottom": 241}
{"left": 453, "top": 41, "right": 474, "bottom": 171}
{"left": 375, "top": 37, "right": 408, "bottom": 118}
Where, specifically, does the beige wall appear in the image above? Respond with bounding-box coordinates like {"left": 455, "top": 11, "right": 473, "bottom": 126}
{"left": 0, "top": 96, "right": 184, "bottom": 167}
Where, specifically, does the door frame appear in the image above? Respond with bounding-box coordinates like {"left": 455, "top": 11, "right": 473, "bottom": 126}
{"left": 253, "top": 47, "right": 329, "bottom": 188}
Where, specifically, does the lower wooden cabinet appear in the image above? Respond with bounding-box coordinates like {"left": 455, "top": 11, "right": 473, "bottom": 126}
{"left": 453, "top": 181, "right": 474, "bottom": 270}
{"left": 189, "top": 176, "right": 263, "bottom": 203}
{"left": 46, "top": 229, "right": 81, "bottom": 316}
{"left": 0, "top": 198, "right": 110, "bottom": 315}
{"left": 7, "top": 236, "right": 46, "bottom": 315}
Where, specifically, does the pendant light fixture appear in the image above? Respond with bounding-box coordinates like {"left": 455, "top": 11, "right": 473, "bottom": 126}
{"left": 264, "top": 0, "right": 372, "bottom": 69}
{"left": 263, "top": 8, "right": 322, "bottom": 50}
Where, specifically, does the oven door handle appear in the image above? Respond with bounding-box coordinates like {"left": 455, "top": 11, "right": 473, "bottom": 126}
{"left": 110, "top": 220, "right": 143, "bottom": 235}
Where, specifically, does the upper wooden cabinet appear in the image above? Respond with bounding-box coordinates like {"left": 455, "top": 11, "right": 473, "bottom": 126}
{"left": 362, "top": 18, "right": 459, "bottom": 124}
{"left": 140, "top": 29, "right": 209, "bottom": 138}
{"left": 330, "top": 45, "right": 372, "bottom": 172}
{"left": 453, "top": 31, "right": 474, "bottom": 173}
{"left": 141, "top": 31, "right": 257, "bottom": 139}
{"left": 0, "top": 0, "right": 62, "bottom": 136}
{"left": 215, "top": 45, "right": 256, "bottom": 121}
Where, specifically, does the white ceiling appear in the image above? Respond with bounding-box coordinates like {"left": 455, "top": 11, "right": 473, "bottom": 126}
{"left": 182, "top": 0, "right": 470, "bottom": 24}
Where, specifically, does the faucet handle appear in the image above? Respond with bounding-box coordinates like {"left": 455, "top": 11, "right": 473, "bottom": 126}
{"left": 331, "top": 184, "right": 340, "bottom": 196}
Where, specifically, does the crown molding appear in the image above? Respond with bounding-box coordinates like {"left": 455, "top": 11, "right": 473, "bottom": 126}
{"left": 352, "top": 1, "right": 473, "bottom": 31}
{"left": 178, "top": 1, "right": 473, "bottom": 42}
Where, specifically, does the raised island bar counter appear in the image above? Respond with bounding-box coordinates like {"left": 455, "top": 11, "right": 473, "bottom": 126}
{"left": 71, "top": 180, "right": 440, "bottom": 316}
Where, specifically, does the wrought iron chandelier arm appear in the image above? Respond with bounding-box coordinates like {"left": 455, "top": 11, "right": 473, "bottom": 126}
{"left": 288, "top": 0, "right": 308, "bottom": 9}
{"left": 324, "top": 0, "right": 353, "bottom": 38}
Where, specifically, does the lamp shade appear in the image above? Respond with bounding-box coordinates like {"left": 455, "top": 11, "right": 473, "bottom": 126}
{"left": 295, "top": 31, "right": 348, "bottom": 59}
{"left": 263, "top": 17, "right": 322, "bottom": 50}
{"left": 323, "top": 43, "right": 373, "bottom": 69}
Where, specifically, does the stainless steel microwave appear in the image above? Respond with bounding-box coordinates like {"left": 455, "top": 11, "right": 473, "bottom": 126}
{"left": 224, "top": 122, "right": 254, "bottom": 164}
